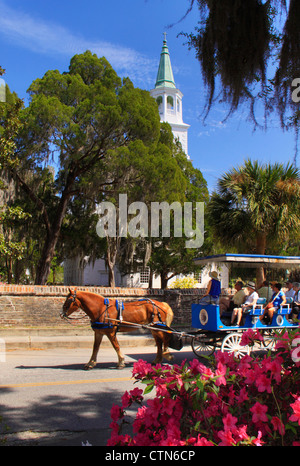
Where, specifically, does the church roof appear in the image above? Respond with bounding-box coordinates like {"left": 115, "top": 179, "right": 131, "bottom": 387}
{"left": 155, "top": 34, "right": 176, "bottom": 89}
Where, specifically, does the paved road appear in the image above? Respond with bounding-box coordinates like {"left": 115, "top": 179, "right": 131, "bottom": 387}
{"left": 0, "top": 343, "right": 195, "bottom": 446}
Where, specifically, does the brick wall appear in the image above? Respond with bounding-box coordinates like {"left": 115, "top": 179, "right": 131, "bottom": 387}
{"left": 0, "top": 285, "right": 208, "bottom": 329}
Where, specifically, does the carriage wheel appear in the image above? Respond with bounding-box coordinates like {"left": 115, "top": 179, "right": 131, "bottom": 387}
{"left": 191, "top": 333, "right": 215, "bottom": 358}
{"left": 262, "top": 328, "right": 285, "bottom": 350}
{"left": 221, "top": 332, "right": 250, "bottom": 357}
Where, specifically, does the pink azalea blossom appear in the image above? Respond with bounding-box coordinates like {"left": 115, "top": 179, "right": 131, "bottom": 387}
{"left": 236, "top": 387, "right": 249, "bottom": 404}
{"left": 250, "top": 402, "right": 269, "bottom": 423}
{"left": 235, "top": 425, "right": 249, "bottom": 441}
{"left": 215, "top": 362, "right": 227, "bottom": 386}
{"left": 290, "top": 397, "right": 300, "bottom": 425}
{"left": 241, "top": 329, "right": 263, "bottom": 346}
{"left": 271, "top": 416, "right": 285, "bottom": 436}
{"left": 194, "top": 436, "right": 214, "bottom": 446}
{"left": 256, "top": 373, "right": 272, "bottom": 393}
{"left": 110, "top": 404, "right": 123, "bottom": 422}
{"left": 222, "top": 413, "right": 238, "bottom": 431}
{"left": 121, "top": 391, "right": 131, "bottom": 409}
{"left": 252, "top": 431, "right": 264, "bottom": 446}
{"left": 218, "top": 429, "right": 236, "bottom": 446}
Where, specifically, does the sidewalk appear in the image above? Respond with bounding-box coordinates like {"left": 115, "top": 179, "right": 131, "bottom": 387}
{"left": 0, "top": 327, "right": 154, "bottom": 350}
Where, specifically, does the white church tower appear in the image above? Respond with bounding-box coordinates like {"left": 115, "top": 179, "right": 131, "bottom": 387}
{"left": 150, "top": 34, "right": 190, "bottom": 156}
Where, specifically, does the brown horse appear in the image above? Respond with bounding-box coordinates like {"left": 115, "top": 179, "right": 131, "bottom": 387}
{"left": 61, "top": 289, "right": 174, "bottom": 370}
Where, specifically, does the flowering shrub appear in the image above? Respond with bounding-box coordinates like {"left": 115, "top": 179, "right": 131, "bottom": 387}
{"left": 108, "top": 327, "right": 300, "bottom": 446}
{"left": 169, "top": 276, "right": 198, "bottom": 289}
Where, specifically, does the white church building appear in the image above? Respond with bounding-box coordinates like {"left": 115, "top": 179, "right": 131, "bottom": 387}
{"left": 63, "top": 36, "right": 228, "bottom": 289}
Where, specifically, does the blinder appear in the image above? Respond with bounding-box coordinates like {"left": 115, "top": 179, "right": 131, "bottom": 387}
{"left": 60, "top": 289, "right": 78, "bottom": 319}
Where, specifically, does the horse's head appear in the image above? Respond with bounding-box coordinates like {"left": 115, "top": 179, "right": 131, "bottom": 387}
{"left": 60, "top": 288, "right": 81, "bottom": 319}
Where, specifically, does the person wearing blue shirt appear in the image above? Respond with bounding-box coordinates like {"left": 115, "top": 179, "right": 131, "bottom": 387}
{"left": 200, "top": 271, "right": 221, "bottom": 304}
{"left": 291, "top": 282, "right": 300, "bottom": 320}
{"left": 260, "top": 283, "right": 286, "bottom": 324}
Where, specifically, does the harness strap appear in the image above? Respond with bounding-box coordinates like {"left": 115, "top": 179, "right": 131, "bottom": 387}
{"left": 92, "top": 298, "right": 114, "bottom": 329}
{"left": 115, "top": 299, "right": 124, "bottom": 332}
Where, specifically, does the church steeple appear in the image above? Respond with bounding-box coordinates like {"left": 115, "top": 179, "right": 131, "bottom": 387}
{"left": 155, "top": 33, "right": 176, "bottom": 89}
{"left": 150, "top": 34, "right": 190, "bottom": 157}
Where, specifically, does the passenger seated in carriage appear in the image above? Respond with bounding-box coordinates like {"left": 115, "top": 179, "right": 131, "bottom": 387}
{"left": 219, "top": 281, "right": 246, "bottom": 317}
{"left": 231, "top": 281, "right": 258, "bottom": 326}
{"left": 291, "top": 282, "right": 300, "bottom": 320}
{"left": 259, "top": 282, "right": 286, "bottom": 325}
{"left": 199, "top": 271, "right": 221, "bottom": 305}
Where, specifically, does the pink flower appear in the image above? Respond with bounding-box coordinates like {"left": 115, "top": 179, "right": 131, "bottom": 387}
{"left": 271, "top": 416, "right": 285, "bottom": 436}
{"left": 236, "top": 387, "right": 249, "bottom": 404}
{"left": 256, "top": 373, "right": 272, "bottom": 393}
{"left": 121, "top": 391, "right": 131, "bottom": 408}
{"left": 252, "top": 431, "right": 264, "bottom": 446}
{"left": 218, "top": 429, "right": 236, "bottom": 446}
{"left": 250, "top": 402, "right": 268, "bottom": 423}
{"left": 241, "top": 329, "right": 263, "bottom": 347}
{"left": 189, "top": 359, "right": 214, "bottom": 379}
{"left": 215, "top": 362, "right": 227, "bottom": 386}
{"left": 194, "top": 436, "right": 214, "bottom": 446}
{"left": 222, "top": 413, "right": 238, "bottom": 432}
{"left": 235, "top": 425, "right": 249, "bottom": 441}
{"left": 275, "top": 331, "right": 290, "bottom": 351}
{"left": 264, "top": 358, "right": 282, "bottom": 383}
{"left": 110, "top": 404, "right": 123, "bottom": 421}
{"left": 290, "top": 397, "right": 300, "bottom": 425}
{"left": 132, "top": 359, "right": 155, "bottom": 379}
{"left": 130, "top": 387, "right": 143, "bottom": 401}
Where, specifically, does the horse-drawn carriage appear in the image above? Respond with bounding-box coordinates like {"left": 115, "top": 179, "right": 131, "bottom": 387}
{"left": 61, "top": 254, "right": 300, "bottom": 369}
{"left": 190, "top": 254, "right": 300, "bottom": 358}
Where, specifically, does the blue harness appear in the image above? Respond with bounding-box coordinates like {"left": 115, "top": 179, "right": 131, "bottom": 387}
{"left": 91, "top": 298, "right": 124, "bottom": 330}
{"left": 90, "top": 297, "right": 166, "bottom": 331}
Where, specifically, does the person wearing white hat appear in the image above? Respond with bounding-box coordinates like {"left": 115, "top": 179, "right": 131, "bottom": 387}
{"left": 231, "top": 281, "right": 259, "bottom": 326}
{"left": 199, "top": 271, "right": 221, "bottom": 304}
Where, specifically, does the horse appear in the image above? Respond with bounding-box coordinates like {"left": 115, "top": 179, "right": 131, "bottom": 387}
{"left": 60, "top": 288, "right": 174, "bottom": 370}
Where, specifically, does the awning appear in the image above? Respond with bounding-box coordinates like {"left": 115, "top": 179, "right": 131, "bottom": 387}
{"left": 194, "top": 254, "right": 300, "bottom": 269}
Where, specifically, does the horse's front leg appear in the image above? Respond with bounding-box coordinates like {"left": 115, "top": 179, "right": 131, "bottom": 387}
{"left": 84, "top": 330, "right": 103, "bottom": 370}
{"left": 106, "top": 332, "right": 125, "bottom": 369}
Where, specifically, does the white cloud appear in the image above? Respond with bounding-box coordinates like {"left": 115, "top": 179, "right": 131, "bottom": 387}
{"left": 0, "top": 1, "right": 156, "bottom": 87}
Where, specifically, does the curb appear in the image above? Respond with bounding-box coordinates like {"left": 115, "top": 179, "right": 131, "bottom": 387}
{"left": 0, "top": 328, "right": 154, "bottom": 350}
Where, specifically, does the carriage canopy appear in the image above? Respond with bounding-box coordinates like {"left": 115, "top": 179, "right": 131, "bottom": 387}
{"left": 194, "top": 254, "right": 300, "bottom": 270}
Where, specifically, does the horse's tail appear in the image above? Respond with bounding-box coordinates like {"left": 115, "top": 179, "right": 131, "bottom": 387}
{"left": 163, "top": 303, "right": 174, "bottom": 327}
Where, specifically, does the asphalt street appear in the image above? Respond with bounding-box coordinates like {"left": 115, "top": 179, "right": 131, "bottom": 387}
{"left": 0, "top": 343, "right": 194, "bottom": 446}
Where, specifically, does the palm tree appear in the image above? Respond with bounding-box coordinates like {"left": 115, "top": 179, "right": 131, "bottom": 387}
{"left": 208, "top": 159, "right": 300, "bottom": 284}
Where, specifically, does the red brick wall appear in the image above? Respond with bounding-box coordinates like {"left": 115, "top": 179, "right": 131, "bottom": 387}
{"left": 0, "top": 285, "right": 206, "bottom": 328}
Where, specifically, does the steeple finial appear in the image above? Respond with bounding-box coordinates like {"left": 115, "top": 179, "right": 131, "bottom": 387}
{"left": 155, "top": 34, "right": 176, "bottom": 89}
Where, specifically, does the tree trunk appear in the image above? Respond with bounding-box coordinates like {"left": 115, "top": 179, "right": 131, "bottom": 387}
{"left": 35, "top": 194, "right": 70, "bottom": 285}
{"left": 255, "top": 232, "right": 267, "bottom": 287}
{"left": 106, "top": 236, "right": 121, "bottom": 288}
{"left": 160, "top": 271, "right": 169, "bottom": 290}
{"left": 35, "top": 233, "right": 57, "bottom": 285}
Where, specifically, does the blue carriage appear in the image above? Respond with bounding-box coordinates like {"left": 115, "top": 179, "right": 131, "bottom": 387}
{"left": 189, "top": 254, "right": 300, "bottom": 357}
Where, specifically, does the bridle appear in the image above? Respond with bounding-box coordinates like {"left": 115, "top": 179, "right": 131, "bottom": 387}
{"left": 60, "top": 290, "right": 86, "bottom": 321}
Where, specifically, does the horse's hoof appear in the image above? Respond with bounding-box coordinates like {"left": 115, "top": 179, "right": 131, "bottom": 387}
{"left": 117, "top": 361, "right": 125, "bottom": 370}
{"left": 151, "top": 360, "right": 161, "bottom": 366}
{"left": 163, "top": 353, "right": 174, "bottom": 362}
{"left": 84, "top": 362, "right": 96, "bottom": 370}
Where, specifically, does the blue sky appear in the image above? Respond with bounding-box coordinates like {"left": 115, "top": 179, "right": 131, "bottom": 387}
{"left": 0, "top": 0, "right": 297, "bottom": 193}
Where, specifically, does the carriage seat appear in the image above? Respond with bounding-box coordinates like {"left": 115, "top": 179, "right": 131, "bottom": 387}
{"left": 248, "top": 298, "right": 266, "bottom": 315}
{"left": 275, "top": 296, "right": 293, "bottom": 315}
{"left": 221, "top": 298, "right": 267, "bottom": 319}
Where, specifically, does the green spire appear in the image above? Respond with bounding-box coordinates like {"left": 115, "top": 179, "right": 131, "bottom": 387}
{"left": 155, "top": 33, "right": 176, "bottom": 89}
